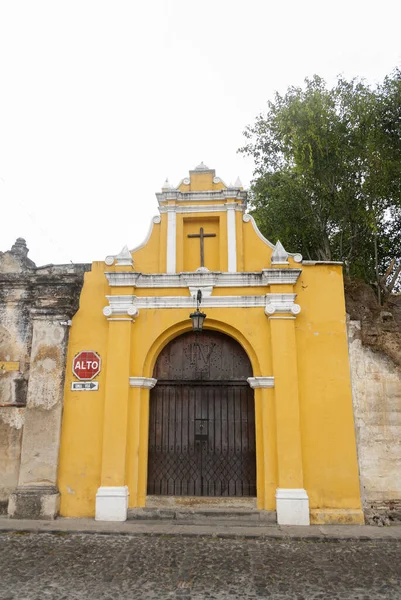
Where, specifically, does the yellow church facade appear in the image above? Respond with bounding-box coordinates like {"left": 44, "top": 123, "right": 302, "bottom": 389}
{"left": 58, "top": 163, "right": 364, "bottom": 525}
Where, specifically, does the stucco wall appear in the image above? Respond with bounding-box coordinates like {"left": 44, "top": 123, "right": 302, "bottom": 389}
{"left": 349, "top": 320, "right": 401, "bottom": 523}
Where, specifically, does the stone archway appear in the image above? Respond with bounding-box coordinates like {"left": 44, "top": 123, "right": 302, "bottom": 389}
{"left": 147, "top": 330, "right": 256, "bottom": 497}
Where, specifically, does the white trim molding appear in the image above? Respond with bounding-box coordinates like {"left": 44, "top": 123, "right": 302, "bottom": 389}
{"left": 247, "top": 377, "right": 275, "bottom": 389}
{"left": 243, "top": 213, "right": 274, "bottom": 248}
{"left": 265, "top": 293, "right": 301, "bottom": 316}
{"left": 104, "top": 293, "right": 302, "bottom": 312}
{"left": 159, "top": 203, "right": 244, "bottom": 214}
{"left": 135, "top": 295, "right": 265, "bottom": 308}
{"left": 106, "top": 272, "right": 141, "bottom": 286}
{"left": 302, "top": 260, "right": 343, "bottom": 265}
{"left": 130, "top": 216, "right": 161, "bottom": 254}
{"left": 242, "top": 214, "right": 303, "bottom": 263}
{"left": 109, "top": 294, "right": 265, "bottom": 310}
{"left": 226, "top": 204, "right": 237, "bottom": 273}
{"left": 262, "top": 270, "right": 301, "bottom": 286}
{"left": 166, "top": 206, "right": 177, "bottom": 274}
{"left": 275, "top": 488, "right": 310, "bottom": 526}
{"left": 105, "top": 269, "right": 302, "bottom": 289}
{"left": 95, "top": 486, "right": 129, "bottom": 522}
{"left": 156, "top": 189, "right": 247, "bottom": 206}
{"left": 129, "top": 377, "right": 157, "bottom": 389}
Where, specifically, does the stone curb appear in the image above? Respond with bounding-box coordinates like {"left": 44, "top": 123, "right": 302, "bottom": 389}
{"left": 0, "top": 529, "right": 399, "bottom": 542}
{"left": 0, "top": 518, "right": 401, "bottom": 541}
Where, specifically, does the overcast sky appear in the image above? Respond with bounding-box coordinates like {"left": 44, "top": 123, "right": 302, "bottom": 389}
{"left": 1, "top": 0, "right": 400, "bottom": 266}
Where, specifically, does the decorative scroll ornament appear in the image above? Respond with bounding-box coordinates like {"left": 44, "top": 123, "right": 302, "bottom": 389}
{"left": 104, "top": 245, "right": 134, "bottom": 268}
{"left": 265, "top": 293, "right": 301, "bottom": 316}
{"left": 103, "top": 296, "right": 139, "bottom": 319}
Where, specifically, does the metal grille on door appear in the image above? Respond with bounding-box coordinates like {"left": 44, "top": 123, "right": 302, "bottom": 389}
{"left": 147, "top": 332, "right": 256, "bottom": 497}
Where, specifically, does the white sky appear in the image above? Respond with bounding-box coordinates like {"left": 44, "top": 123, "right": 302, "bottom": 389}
{"left": 1, "top": 0, "right": 400, "bottom": 266}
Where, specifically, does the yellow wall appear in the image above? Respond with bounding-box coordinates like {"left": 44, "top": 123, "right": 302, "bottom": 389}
{"left": 295, "top": 265, "right": 361, "bottom": 511}
{"left": 58, "top": 169, "right": 362, "bottom": 523}
{"left": 58, "top": 262, "right": 108, "bottom": 516}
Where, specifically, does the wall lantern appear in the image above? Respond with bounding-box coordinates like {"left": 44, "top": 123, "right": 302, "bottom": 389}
{"left": 190, "top": 289, "right": 206, "bottom": 333}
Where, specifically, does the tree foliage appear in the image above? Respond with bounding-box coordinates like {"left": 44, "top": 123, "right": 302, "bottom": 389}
{"left": 239, "top": 70, "right": 401, "bottom": 294}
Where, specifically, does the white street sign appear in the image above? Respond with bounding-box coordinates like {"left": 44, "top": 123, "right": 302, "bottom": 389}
{"left": 71, "top": 381, "right": 99, "bottom": 391}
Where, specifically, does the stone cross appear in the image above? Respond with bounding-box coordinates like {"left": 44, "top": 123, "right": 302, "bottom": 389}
{"left": 187, "top": 227, "right": 216, "bottom": 267}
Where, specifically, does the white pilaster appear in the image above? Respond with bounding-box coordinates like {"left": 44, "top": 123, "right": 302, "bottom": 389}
{"left": 226, "top": 204, "right": 237, "bottom": 273}
{"left": 95, "top": 486, "right": 129, "bottom": 521}
{"left": 166, "top": 206, "right": 177, "bottom": 274}
{"left": 275, "top": 488, "right": 310, "bottom": 525}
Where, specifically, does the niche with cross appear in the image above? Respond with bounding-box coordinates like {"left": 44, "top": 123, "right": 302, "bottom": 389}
{"left": 183, "top": 217, "right": 220, "bottom": 272}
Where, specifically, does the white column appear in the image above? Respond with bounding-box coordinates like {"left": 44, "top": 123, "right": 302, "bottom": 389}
{"left": 226, "top": 204, "right": 237, "bottom": 273}
{"left": 166, "top": 206, "right": 177, "bottom": 274}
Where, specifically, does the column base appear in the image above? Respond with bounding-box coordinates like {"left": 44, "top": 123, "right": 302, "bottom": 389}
{"left": 276, "top": 488, "right": 310, "bottom": 525}
{"left": 8, "top": 485, "right": 60, "bottom": 520}
{"left": 95, "top": 486, "right": 129, "bottom": 521}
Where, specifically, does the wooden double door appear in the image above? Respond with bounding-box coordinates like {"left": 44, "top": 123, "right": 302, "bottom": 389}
{"left": 147, "top": 331, "right": 256, "bottom": 497}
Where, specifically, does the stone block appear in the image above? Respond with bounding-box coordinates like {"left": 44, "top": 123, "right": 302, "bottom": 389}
{"left": 8, "top": 485, "right": 60, "bottom": 519}
{"left": 95, "top": 486, "right": 129, "bottom": 522}
{"left": 276, "top": 488, "right": 310, "bottom": 526}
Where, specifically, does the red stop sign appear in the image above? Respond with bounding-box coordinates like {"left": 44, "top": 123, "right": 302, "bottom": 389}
{"left": 72, "top": 351, "right": 101, "bottom": 380}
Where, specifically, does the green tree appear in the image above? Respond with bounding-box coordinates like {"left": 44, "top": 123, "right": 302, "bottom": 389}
{"left": 239, "top": 70, "right": 401, "bottom": 296}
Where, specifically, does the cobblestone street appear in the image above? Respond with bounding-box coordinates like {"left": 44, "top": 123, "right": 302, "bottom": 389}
{"left": 0, "top": 532, "right": 400, "bottom": 599}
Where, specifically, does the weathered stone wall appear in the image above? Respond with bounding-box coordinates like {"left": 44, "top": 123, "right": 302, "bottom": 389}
{"left": 0, "top": 409, "right": 24, "bottom": 512}
{"left": 349, "top": 320, "right": 401, "bottom": 524}
{"left": 0, "top": 238, "right": 90, "bottom": 518}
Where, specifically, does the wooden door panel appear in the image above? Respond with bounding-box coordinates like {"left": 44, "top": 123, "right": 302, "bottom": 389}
{"left": 153, "top": 331, "right": 252, "bottom": 381}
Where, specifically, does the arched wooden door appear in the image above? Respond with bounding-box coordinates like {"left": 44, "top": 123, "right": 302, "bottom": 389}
{"left": 147, "top": 331, "right": 256, "bottom": 497}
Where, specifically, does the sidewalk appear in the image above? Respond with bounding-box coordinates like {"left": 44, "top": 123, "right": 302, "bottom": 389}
{"left": 1, "top": 516, "right": 401, "bottom": 540}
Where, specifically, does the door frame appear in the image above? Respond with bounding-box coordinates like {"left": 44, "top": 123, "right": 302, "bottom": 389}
{"left": 126, "top": 320, "right": 277, "bottom": 511}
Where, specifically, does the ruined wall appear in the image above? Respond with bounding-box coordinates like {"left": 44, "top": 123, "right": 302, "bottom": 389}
{"left": 0, "top": 239, "right": 90, "bottom": 517}
{"left": 346, "top": 279, "right": 401, "bottom": 524}
{"left": 0, "top": 409, "right": 24, "bottom": 512}
{"left": 0, "top": 239, "right": 34, "bottom": 511}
